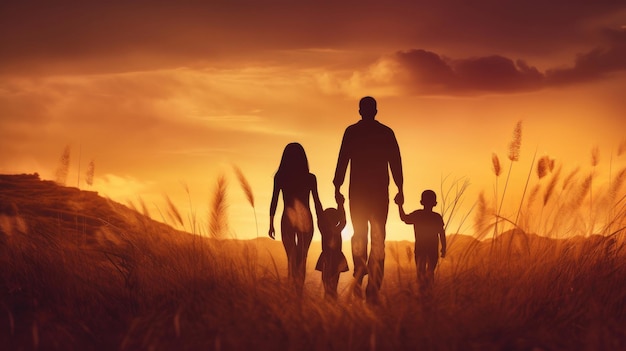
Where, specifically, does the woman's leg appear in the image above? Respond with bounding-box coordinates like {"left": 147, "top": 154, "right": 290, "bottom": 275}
{"left": 281, "top": 216, "right": 296, "bottom": 281}
{"left": 294, "top": 229, "right": 313, "bottom": 295}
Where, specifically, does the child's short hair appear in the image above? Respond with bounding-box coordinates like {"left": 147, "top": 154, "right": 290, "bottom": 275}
{"left": 322, "top": 208, "right": 341, "bottom": 227}
{"left": 421, "top": 190, "right": 437, "bottom": 206}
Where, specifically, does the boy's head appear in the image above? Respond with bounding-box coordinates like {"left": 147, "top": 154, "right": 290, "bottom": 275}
{"left": 420, "top": 190, "right": 437, "bottom": 207}
{"left": 322, "top": 208, "right": 342, "bottom": 229}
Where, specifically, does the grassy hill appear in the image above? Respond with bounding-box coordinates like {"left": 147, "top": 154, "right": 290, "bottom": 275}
{"left": 1, "top": 174, "right": 625, "bottom": 350}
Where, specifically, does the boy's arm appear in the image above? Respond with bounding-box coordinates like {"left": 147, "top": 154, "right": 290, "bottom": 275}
{"left": 439, "top": 218, "right": 447, "bottom": 257}
{"left": 398, "top": 203, "right": 409, "bottom": 223}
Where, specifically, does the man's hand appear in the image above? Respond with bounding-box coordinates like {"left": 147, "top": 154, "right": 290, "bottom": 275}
{"left": 394, "top": 192, "right": 404, "bottom": 205}
{"left": 268, "top": 224, "right": 276, "bottom": 240}
{"left": 440, "top": 249, "right": 446, "bottom": 258}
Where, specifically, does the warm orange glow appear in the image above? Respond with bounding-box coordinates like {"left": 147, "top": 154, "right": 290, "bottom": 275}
{"left": 1, "top": 3, "right": 625, "bottom": 240}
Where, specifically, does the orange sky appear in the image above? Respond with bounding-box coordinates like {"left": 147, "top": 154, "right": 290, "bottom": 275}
{"left": 1, "top": 1, "right": 625, "bottom": 240}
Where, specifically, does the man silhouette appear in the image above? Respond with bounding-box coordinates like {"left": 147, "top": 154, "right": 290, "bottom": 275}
{"left": 334, "top": 96, "right": 404, "bottom": 303}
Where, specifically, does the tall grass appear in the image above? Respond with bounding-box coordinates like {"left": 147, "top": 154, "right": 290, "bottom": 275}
{"left": 1, "top": 150, "right": 625, "bottom": 351}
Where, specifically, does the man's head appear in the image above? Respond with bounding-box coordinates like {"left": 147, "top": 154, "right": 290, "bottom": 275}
{"left": 420, "top": 190, "right": 437, "bottom": 208}
{"left": 359, "top": 96, "right": 377, "bottom": 120}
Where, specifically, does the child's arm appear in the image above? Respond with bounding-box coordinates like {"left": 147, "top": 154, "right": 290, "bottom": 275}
{"left": 439, "top": 220, "right": 447, "bottom": 258}
{"left": 337, "top": 193, "right": 346, "bottom": 229}
{"left": 398, "top": 205, "right": 408, "bottom": 223}
{"left": 395, "top": 195, "right": 409, "bottom": 223}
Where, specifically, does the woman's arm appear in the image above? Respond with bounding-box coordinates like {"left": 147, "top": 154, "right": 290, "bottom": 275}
{"left": 310, "top": 174, "right": 323, "bottom": 220}
{"left": 268, "top": 175, "right": 280, "bottom": 239}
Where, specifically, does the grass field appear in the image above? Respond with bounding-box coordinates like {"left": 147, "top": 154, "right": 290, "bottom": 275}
{"left": 0, "top": 170, "right": 625, "bottom": 351}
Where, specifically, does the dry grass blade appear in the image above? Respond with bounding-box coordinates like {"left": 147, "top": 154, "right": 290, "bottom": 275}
{"left": 544, "top": 166, "right": 561, "bottom": 205}
{"left": 209, "top": 174, "right": 228, "bottom": 239}
{"left": 537, "top": 155, "right": 551, "bottom": 179}
{"left": 55, "top": 145, "right": 71, "bottom": 185}
{"left": 85, "top": 160, "right": 95, "bottom": 186}
{"left": 138, "top": 196, "right": 150, "bottom": 218}
{"left": 609, "top": 168, "right": 626, "bottom": 199}
{"left": 233, "top": 166, "right": 254, "bottom": 208}
{"left": 618, "top": 139, "right": 626, "bottom": 157}
{"left": 164, "top": 194, "right": 184, "bottom": 227}
{"left": 591, "top": 146, "right": 599, "bottom": 167}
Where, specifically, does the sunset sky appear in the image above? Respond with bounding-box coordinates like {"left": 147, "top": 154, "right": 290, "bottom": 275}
{"left": 1, "top": 1, "right": 625, "bottom": 240}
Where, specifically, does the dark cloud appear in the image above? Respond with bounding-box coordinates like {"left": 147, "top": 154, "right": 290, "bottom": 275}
{"left": 389, "top": 28, "right": 626, "bottom": 94}
{"left": 546, "top": 29, "right": 626, "bottom": 85}
{"left": 0, "top": 1, "right": 624, "bottom": 75}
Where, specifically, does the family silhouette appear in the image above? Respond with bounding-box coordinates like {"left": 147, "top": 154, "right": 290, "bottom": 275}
{"left": 269, "top": 97, "right": 446, "bottom": 302}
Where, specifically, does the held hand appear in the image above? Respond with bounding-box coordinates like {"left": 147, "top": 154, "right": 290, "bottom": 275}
{"left": 394, "top": 192, "right": 404, "bottom": 205}
{"left": 336, "top": 192, "right": 345, "bottom": 206}
{"left": 335, "top": 189, "right": 344, "bottom": 204}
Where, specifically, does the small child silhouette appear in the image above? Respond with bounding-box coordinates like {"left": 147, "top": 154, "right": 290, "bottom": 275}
{"left": 315, "top": 194, "right": 349, "bottom": 299}
{"left": 396, "top": 190, "right": 446, "bottom": 291}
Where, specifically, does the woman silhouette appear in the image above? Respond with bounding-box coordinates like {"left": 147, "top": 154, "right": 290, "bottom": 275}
{"left": 269, "top": 143, "right": 323, "bottom": 295}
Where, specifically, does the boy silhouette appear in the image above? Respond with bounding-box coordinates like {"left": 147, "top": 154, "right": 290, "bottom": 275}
{"left": 315, "top": 194, "right": 349, "bottom": 299}
{"left": 396, "top": 190, "right": 446, "bottom": 291}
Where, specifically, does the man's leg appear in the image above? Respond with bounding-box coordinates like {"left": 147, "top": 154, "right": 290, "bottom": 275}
{"left": 350, "top": 199, "right": 369, "bottom": 295}
{"left": 365, "top": 199, "right": 389, "bottom": 303}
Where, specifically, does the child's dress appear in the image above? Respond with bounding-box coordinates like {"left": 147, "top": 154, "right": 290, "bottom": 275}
{"left": 315, "top": 221, "right": 349, "bottom": 274}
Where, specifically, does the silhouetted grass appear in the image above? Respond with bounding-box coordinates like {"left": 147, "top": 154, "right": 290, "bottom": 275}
{"left": 1, "top": 162, "right": 625, "bottom": 351}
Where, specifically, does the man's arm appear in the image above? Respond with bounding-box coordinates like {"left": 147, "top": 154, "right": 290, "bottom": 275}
{"left": 389, "top": 130, "right": 404, "bottom": 204}
{"left": 333, "top": 129, "right": 350, "bottom": 200}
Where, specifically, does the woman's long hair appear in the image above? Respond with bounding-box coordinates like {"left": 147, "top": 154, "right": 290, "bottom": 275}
{"left": 276, "top": 142, "right": 309, "bottom": 183}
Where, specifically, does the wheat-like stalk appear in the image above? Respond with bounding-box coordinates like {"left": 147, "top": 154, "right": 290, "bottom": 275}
{"left": 562, "top": 167, "right": 580, "bottom": 191}
{"left": 85, "top": 160, "right": 95, "bottom": 186}
{"left": 495, "top": 121, "right": 523, "bottom": 236}
{"left": 209, "top": 174, "right": 229, "bottom": 239}
{"left": 537, "top": 156, "right": 552, "bottom": 180}
{"left": 55, "top": 145, "right": 71, "bottom": 185}
{"left": 508, "top": 121, "right": 522, "bottom": 162}
{"left": 543, "top": 166, "right": 561, "bottom": 206}
{"left": 618, "top": 139, "right": 626, "bottom": 157}
{"left": 492, "top": 153, "right": 502, "bottom": 177}
{"left": 233, "top": 166, "right": 258, "bottom": 240}
{"left": 164, "top": 194, "right": 184, "bottom": 228}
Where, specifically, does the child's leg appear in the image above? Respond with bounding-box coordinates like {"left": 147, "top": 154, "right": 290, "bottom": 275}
{"left": 322, "top": 266, "right": 339, "bottom": 299}
{"left": 415, "top": 253, "right": 427, "bottom": 285}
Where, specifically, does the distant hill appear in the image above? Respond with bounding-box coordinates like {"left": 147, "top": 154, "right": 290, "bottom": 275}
{"left": 0, "top": 173, "right": 188, "bottom": 245}
{"left": 0, "top": 173, "right": 615, "bottom": 278}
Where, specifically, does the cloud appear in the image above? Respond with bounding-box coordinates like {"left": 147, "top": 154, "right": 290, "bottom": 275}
{"left": 392, "top": 49, "right": 544, "bottom": 94}
{"left": 1, "top": 1, "right": 624, "bottom": 75}
{"left": 545, "top": 28, "right": 626, "bottom": 85}
{"left": 342, "top": 28, "right": 626, "bottom": 96}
